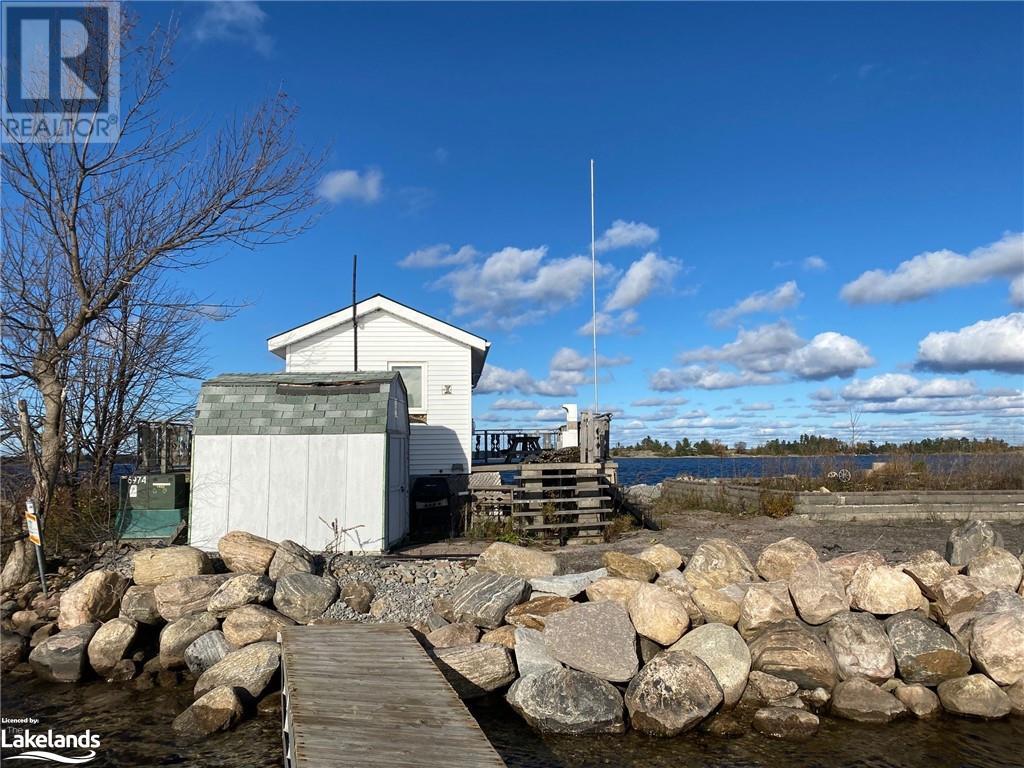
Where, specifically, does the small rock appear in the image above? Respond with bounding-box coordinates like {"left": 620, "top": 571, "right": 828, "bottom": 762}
{"left": 106, "top": 658, "right": 137, "bottom": 682}
{"left": 29, "top": 622, "right": 56, "bottom": 649}
{"left": 1, "top": 631, "right": 28, "bottom": 672}
{"left": 894, "top": 683, "right": 941, "bottom": 718}
{"left": 87, "top": 617, "right": 138, "bottom": 676}
{"left": 431, "top": 643, "right": 516, "bottom": 698}
{"left": 543, "top": 602, "right": 639, "bottom": 683}
{"left": 848, "top": 564, "right": 924, "bottom": 616}
{"left": 173, "top": 685, "right": 245, "bottom": 735}
{"left": 222, "top": 605, "right": 295, "bottom": 647}
{"left": 207, "top": 575, "right": 275, "bottom": 617}
{"left": 746, "top": 670, "right": 798, "bottom": 704}
{"left": 756, "top": 537, "right": 818, "bottom": 582}
{"left": 505, "top": 596, "right": 573, "bottom": 631}
{"left": 529, "top": 569, "right": 607, "bottom": 599}
{"left": 831, "top": 678, "right": 907, "bottom": 723}
{"left": 752, "top": 707, "right": 819, "bottom": 740}
{"left": 340, "top": 581, "right": 375, "bottom": 614}
{"left": 185, "top": 630, "right": 232, "bottom": 675}
{"left": 628, "top": 583, "right": 690, "bottom": 646}
{"left": 268, "top": 540, "right": 316, "bottom": 581}
{"left": 637, "top": 544, "right": 683, "bottom": 574}
{"left": 937, "top": 674, "right": 1011, "bottom": 719}
{"left": 425, "top": 622, "right": 480, "bottom": 649}
{"left": 1005, "top": 679, "right": 1024, "bottom": 716}
{"left": 624, "top": 650, "right": 723, "bottom": 736}
{"left": 194, "top": 641, "right": 281, "bottom": 699}
{"left": 257, "top": 691, "right": 282, "bottom": 716}
{"left": 602, "top": 552, "right": 657, "bottom": 583}
{"left": 133, "top": 547, "right": 212, "bottom": 586}
{"left": 946, "top": 521, "right": 1003, "bottom": 568}
{"left": 218, "top": 531, "right": 277, "bottom": 574}
{"left": 738, "top": 582, "right": 796, "bottom": 639}
{"left": 506, "top": 667, "right": 625, "bottom": 734}
{"left": 480, "top": 625, "right": 517, "bottom": 648}
{"left": 477, "top": 542, "right": 557, "bottom": 579}
{"left": 669, "top": 623, "right": 750, "bottom": 707}
{"left": 273, "top": 573, "right": 339, "bottom": 624}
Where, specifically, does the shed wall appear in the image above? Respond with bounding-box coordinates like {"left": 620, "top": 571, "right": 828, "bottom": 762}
{"left": 190, "top": 433, "right": 392, "bottom": 552}
{"left": 285, "top": 311, "right": 472, "bottom": 476}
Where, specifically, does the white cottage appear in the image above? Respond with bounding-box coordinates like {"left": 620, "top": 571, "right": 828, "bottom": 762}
{"left": 267, "top": 294, "right": 490, "bottom": 480}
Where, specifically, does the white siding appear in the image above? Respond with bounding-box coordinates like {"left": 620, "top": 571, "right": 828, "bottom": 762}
{"left": 285, "top": 310, "right": 473, "bottom": 477}
{"left": 190, "top": 433, "right": 394, "bottom": 553}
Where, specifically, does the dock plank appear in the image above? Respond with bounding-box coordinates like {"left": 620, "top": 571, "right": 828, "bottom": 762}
{"left": 280, "top": 624, "right": 506, "bottom": 768}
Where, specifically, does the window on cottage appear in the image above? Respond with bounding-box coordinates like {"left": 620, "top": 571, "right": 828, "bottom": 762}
{"left": 392, "top": 365, "right": 424, "bottom": 410}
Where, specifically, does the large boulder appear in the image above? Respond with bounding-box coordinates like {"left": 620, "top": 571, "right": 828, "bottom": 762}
{"left": 268, "top": 540, "right": 316, "bottom": 581}
{"left": 638, "top": 544, "right": 683, "bottom": 574}
{"left": 584, "top": 577, "right": 643, "bottom": 607}
{"left": 825, "top": 611, "right": 895, "bottom": 683}
{"left": 930, "top": 576, "right": 985, "bottom": 623}
{"left": 946, "top": 521, "right": 1003, "bottom": 567}
{"left": 154, "top": 574, "right": 233, "bottom": 621}
{"left": 894, "top": 683, "right": 941, "bottom": 718}
{"left": 752, "top": 707, "right": 819, "bottom": 740}
{"left": 506, "top": 667, "right": 625, "bottom": 734}
{"left": 748, "top": 621, "right": 838, "bottom": 691}
{"left": 476, "top": 542, "right": 557, "bottom": 579}
{"left": 431, "top": 643, "right": 516, "bottom": 699}
{"left": 194, "top": 640, "right": 281, "bottom": 699}
{"left": 218, "top": 531, "right": 277, "bottom": 574}
{"left": 119, "top": 585, "right": 161, "bottom": 625}
{"left": 132, "top": 546, "right": 212, "bottom": 586}
{"left": 1007, "top": 679, "right": 1024, "bottom": 716}
{"left": 513, "top": 627, "right": 561, "bottom": 677}
{"left": 222, "top": 605, "right": 295, "bottom": 647}
{"left": 825, "top": 550, "right": 885, "bottom": 588}
{"left": 966, "top": 547, "right": 1023, "bottom": 593}
{"left": 160, "top": 612, "right": 219, "bottom": 669}
{"left": 830, "top": 678, "right": 906, "bottom": 723}
{"left": 654, "top": 570, "right": 705, "bottom": 627}
{"left": 847, "top": 564, "right": 924, "bottom": 616}
{"left": 87, "top": 617, "right": 138, "bottom": 676}
{"left": 543, "top": 602, "right": 639, "bottom": 683}
{"left": 683, "top": 538, "right": 757, "bottom": 590}
{"left": 937, "top": 674, "right": 1011, "bottom": 719}
{"left": 692, "top": 586, "right": 742, "bottom": 626}
{"left": 58, "top": 570, "right": 128, "bottom": 629}
{"left": 756, "top": 537, "right": 818, "bottom": 582}
{"left": 185, "top": 630, "right": 232, "bottom": 675}
{"left": 504, "top": 596, "right": 573, "bottom": 631}
{"left": 480, "top": 625, "right": 517, "bottom": 649}
{"left": 207, "top": 574, "right": 275, "bottom": 617}
{"left": 624, "top": 650, "right": 723, "bottom": 736}
{"left": 788, "top": 559, "right": 849, "bottom": 625}
{"left": 969, "top": 610, "right": 1024, "bottom": 685}
{"left": 1, "top": 539, "right": 38, "bottom": 591}
{"left": 273, "top": 573, "right": 339, "bottom": 624}
{"left": 738, "top": 581, "right": 796, "bottom": 639}
{"left": 627, "top": 583, "right": 690, "bottom": 646}
{"left": 425, "top": 622, "right": 480, "bottom": 649}
{"left": 669, "top": 623, "right": 749, "bottom": 707}
{"left": 902, "top": 550, "right": 958, "bottom": 598}
{"left": 885, "top": 612, "right": 970, "bottom": 685}
{"left": 29, "top": 623, "right": 98, "bottom": 682}
{"left": 448, "top": 573, "right": 530, "bottom": 629}
{"left": 602, "top": 552, "right": 657, "bottom": 583}
{"left": 172, "top": 685, "right": 245, "bottom": 736}
{"left": 529, "top": 568, "right": 607, "bottom": 599}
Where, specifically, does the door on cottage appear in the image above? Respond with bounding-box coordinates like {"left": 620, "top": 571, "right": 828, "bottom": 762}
{"left": 386, "top": 433, "right": 410, "bottom": 547}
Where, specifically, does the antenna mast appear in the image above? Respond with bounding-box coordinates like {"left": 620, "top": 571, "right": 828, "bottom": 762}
{"left": 352, "top": 253, "right": 358, "bottom": 371}
{"left": 590, "top": 159, "right": 599, "bottom": 412}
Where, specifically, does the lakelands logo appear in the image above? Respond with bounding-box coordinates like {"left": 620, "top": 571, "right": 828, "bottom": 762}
{"left": 1, "top": 726, "right": 100, "bottom": 764}
{"left": 1, "top": 1, "right": 120, "bottom": 143}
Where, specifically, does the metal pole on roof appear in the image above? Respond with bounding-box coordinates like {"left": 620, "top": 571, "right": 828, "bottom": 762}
{"left": 352, "top": 254, "right": 358, "bottom": 371}
{"left": 590, "top": 159, "right": 599, "bottom": 412}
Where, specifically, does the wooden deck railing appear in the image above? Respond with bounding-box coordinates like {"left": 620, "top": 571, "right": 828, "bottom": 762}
{"left": 472, "top": 429, "right": 560, "bottom": 464}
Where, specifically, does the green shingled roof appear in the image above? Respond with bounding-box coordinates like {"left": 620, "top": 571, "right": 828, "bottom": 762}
{"left": 194, "top": 372, "right": 401, "bottom": 436}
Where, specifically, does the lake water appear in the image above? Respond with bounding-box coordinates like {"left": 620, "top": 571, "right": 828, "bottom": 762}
{"left": 3, "top": 675, "right": 1023, "bottom": 768}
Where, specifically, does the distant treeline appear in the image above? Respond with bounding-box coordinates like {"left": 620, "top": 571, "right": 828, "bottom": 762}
{"left": 611, "top": 434, "right": 1018, "bottom": 457}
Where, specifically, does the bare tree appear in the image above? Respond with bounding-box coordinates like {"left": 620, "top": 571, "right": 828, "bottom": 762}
{"left": 848, "top": 405, "right": 862, "bottom": 453}
{"left": 1, "top": 13, "right": 323, "bottom": 533}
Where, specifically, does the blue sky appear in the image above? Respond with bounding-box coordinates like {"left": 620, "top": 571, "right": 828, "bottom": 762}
{"left": 140, "top": 1, "right": 1022, "bottom": 446}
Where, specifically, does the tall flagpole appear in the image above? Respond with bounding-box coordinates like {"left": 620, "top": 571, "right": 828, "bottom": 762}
{"left": 590, "top": 159, "right": 599, "bottom": 412}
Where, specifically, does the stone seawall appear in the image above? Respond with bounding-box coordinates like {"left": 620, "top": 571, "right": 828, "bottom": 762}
{"left": 661, "top": 479, "right": 1024, "bottom": 522}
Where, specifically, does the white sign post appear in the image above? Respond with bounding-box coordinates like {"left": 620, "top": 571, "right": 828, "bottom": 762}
{"left": 24, "top": 499, "right": 47, "bottom": 598}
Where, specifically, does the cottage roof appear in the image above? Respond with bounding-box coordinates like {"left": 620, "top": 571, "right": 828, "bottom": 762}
{"left": 194, "top": 371, "right": 404, "bottom": 436}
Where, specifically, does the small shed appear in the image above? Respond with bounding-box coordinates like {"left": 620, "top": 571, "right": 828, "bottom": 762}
{"left": 189, "top": 372, "right": 410, "bottom": 554}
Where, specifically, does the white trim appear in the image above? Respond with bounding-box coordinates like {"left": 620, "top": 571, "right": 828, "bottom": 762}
{"left": 268, "top": 295, "right": 489, "bottom": 357}
{"left": 388, "top": 361, "right": 428, "bottom": 415}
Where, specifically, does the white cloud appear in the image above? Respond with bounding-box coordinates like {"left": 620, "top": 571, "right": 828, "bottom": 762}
{"left": 840, "top": 232, "right": 1024, "bottom": 304}
{"left": 578, "top": 309, "right": 640, "bottom": 336}
{"left": 475, "top": 365, "right": 536, "bottom": 395}
{"left": 810, "top": 387, "right": 836, "bottom": 401}
{"left": 842, "top": 373, "right": 977, "bottom": 401}
{"left": 1011, "top": 275, "right": 1024, "bottom": 307}
{"left": 193, "top": 1, "right": 273, "bottom": 55}
{"left": 594, "top": 220, "right": 659, "bottom": 253}
{"left": 786, "top": 332, "right": 875, "bottom": 380}
{"left": 741, "top": 402, "right": 775, "bottom": 411}
{"left": 631, "top": 396, "right": 689, "bottom": 407}
{"left": 916, "top": 313, "right": 1024, "bottom": 374}
{"left": 803, "top": 256, "right": 828, "bottom": 271}
{"left": 709, "top": 281, "right": 803, "bottom": 327}
{"left": 681, "top": 322, "right": 806, "bottom": 373}
{"left": 490, "top": 398, "right": 544, "bottom": 411}
{"left": 550, "top": 347, "right": 632, "bottom": 372}
{"left": 650, "top": 366, "right": 778, "bottom": 391}
{"left": 440, "top": 246, "right": 612, "bottom": 329}
{"left": 317, "top": 168, "right": 383, "bottom": 204}
{"left": 605, "top": 253, "right": 680, "bottom": 312}
{"left": 399, "top": 244, "right": 477, "bottom": 269}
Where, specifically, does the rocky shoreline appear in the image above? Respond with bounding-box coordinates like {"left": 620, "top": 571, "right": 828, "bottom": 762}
{"left": 1, "top": 520, "right": 1022, "bottom": 743}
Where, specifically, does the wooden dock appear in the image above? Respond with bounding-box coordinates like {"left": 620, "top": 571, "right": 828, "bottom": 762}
{"left": 279, "top": 624, "right": 506, "bottom": 768}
